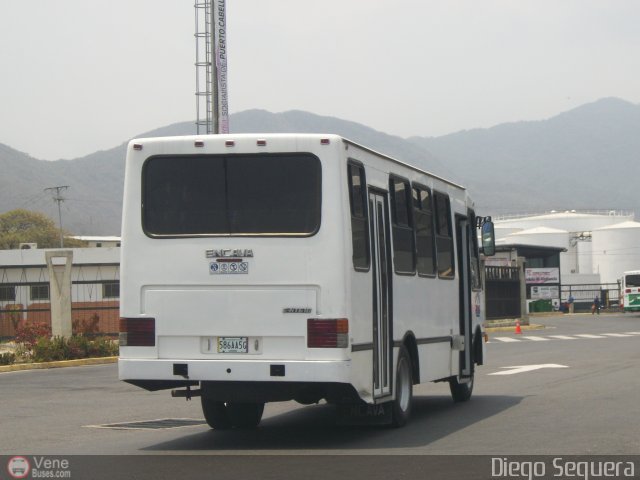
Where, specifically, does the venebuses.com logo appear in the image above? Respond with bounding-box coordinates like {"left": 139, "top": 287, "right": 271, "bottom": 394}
{"left": 7, "top": 456, "right": 30, "bottom": 479}
{"left": 6, "top": 456, "right": 72, "bottom": 479}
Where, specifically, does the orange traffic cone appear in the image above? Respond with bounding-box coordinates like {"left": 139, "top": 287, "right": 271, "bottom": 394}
{"left": 515, "top": 319, "right": 522, "bottom": 335}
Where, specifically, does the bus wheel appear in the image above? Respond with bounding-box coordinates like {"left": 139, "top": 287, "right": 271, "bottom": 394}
{"left": 449, "top": 375, "right": 474, "bottom": 402}
{"left": 201, "top": 398, "right": 233, "bottom": 430}
{"left": 391, "top": 346, "right": 413, "bottom": 427}
{"left": 227, "top": 402, "right": 265, "bottom": 429}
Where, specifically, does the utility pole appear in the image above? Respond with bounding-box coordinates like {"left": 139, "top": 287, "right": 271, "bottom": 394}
{"left": 45, "top": 185, "right": 69, "bottom": 247}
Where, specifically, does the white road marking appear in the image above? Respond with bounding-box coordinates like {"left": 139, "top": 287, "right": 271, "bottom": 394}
{"left": 489, "top": 364, "right": 569, "bottom": 376}
{"left": 489, "top": 332, "right": 640, "bottom": 343}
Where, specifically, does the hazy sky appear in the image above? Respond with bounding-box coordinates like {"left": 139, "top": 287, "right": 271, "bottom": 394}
{"left": 1, "top": 0, "right": 640, "bottom": 160}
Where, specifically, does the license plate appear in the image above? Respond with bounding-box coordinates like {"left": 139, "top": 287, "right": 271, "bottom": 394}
{"left": 217, "top": 337, "right": 248, "bottom": 353}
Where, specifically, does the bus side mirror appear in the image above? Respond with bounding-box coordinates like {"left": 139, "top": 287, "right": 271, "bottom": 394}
{"left": 481, "top": 220, "right": 495, "bottom": 256}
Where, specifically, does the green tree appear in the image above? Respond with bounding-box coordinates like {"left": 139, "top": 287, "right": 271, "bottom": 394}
{"left": 0, "top": 209, "right": 85, "bottom": 249}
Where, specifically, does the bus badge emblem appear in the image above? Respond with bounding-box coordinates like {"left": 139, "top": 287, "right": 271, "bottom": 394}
{"left": 283, "top": 308, "right": 312, "bottom": 314}
{"left": 206, "top": 249, "right": 254, "bottom": 258}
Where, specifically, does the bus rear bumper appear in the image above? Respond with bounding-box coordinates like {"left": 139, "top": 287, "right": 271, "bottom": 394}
{"left": 119, "top": 358, "right": 360, "bottom": 403}
{"left": 118, "top": 358, "right": 351, "bottom": 384}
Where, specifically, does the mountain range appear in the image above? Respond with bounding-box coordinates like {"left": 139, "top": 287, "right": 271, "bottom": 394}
{"left": 1, "top": 97, "right": 638, "bottom": 235}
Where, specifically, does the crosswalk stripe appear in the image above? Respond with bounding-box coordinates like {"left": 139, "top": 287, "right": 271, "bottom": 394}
{"left": 490, "top": 332, "right": 640, "bottom": 343}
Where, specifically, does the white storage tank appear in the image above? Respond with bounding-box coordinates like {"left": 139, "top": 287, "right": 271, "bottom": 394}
{"left": 494, "top": 226, "right": 524, "bottom": 240}
{"left": 504, "top": 226, "right": 570, "bottom": 249}
{"left": 592, "top": 221, "right": 640, "bottom": 284}
{"left": 576, "top": 239, "right": 593, "bottom": 275}
{"left": 496, "top": 211, "right": 634, "bottom": 233}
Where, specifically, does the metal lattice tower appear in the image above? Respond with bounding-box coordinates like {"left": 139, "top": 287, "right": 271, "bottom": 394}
{"left": 194, "top": 1, "right": 213, "bottom": 134}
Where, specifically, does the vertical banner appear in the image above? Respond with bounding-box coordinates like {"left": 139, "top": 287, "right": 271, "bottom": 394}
{"left": 212, "top": 0, "right": 229, "bottom": 133}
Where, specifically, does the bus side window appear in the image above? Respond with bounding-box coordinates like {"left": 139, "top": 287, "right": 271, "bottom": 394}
{"left": 434, "top": 192, "right": 455, "bottom": 279}
{"left": 390, "top": 176, "right": 416, "bottom": 275}
{"left": 413, "top": 185, "right": 436, "bottom": 276}
{"left": 348, "top": 162, "right": 370, "bottom": 271}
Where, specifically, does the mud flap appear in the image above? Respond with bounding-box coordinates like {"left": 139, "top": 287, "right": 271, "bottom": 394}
{"left": 335, "top": 402, "right": 393, "bottom": 426}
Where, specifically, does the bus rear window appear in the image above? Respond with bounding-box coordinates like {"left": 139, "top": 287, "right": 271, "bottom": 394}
{"left": 626, "top": 275, "right": 640, "bottom": 287}
{"left": 142, "top": 153, "right": 321, "bottom": 236}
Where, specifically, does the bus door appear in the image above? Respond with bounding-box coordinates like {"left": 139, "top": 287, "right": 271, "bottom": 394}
{"left": 455, "top": 215, "right": 473, "bottom": 378}
{"left": 369, "top": 190, "right": 392, "bottom": 399}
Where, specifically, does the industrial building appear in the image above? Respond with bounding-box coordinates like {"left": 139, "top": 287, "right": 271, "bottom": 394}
{"left": 489, "top": 210, "right": 640, "bottom": 313}
{"left": 0, "top": 247, "right": 120, "bottom": 338}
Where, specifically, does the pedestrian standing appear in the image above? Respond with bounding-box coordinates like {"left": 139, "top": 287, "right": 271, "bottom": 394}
{"left": 592, "top": 296, "right": 601, "bottom": 315}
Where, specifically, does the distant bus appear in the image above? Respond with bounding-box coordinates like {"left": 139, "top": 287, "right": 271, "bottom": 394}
{"left": 621, "top": 270, "right": 640, "bottom": 312}
{"left": 118, "top": 133, "right": 495, "bottom": 428}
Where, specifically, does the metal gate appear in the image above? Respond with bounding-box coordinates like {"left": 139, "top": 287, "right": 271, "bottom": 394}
{"left": 561, "top": 283, "right": 620, "bottom": 312}
{"left": 485, "top": 266, "right": 521, "bottom": 320}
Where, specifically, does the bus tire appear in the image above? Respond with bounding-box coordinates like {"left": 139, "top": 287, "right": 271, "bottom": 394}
{"left": 449, "top": 375, "right": 474, "bottom": 403}
{"left": 227, "top": 402, "right": 265, "bottom": 429}
{"left": 201, "top": 398, "right": 233, "bottom": 430}
{"left": 391, "top": 345, "right": 413, "bottom": 427}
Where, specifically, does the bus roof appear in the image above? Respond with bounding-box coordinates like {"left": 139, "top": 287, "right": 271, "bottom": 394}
{"left": 128, "top": 133, "right": 467, "bottom": 192}
{"left": 341, "top": 137, "right": 465, "bottom": 191}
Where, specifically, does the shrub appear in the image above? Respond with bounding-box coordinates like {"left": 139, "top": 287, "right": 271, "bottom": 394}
{"left": 32, "top": 336, "right": 68, "bottom": 362}
{"left": 87, "top": 336, "right": 119, "bottom": 357}
{"left": 67, "top": 335, "right": 90, "bottom": 359}
{"left": 0, "top": 352, "right": 16, "bottom": 365}
{"left": 14, "top": 344, "right": 29, "bottom": 361}
{"left": 30, "top": 335, "right": 118, "bottom": 362}
{"left": 15, "top": 322, "right": 51, "bottom": 350}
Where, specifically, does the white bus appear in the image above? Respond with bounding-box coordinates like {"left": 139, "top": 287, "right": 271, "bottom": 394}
{"left": 118, "top": 133, "right": 495, "bottom": 428}
{"left": 621, "top": 270, "right": 640, "bottom": 312}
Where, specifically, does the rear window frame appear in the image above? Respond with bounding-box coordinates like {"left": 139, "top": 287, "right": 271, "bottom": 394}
{"left": 141, "top": 153, "right": 323, "bottom": 238}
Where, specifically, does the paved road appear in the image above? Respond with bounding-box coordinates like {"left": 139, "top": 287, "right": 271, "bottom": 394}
{"left": 1, "top": 313, "right": 639, "bottom": 459}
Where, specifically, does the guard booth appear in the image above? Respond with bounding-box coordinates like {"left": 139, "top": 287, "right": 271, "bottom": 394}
{"left": 484, "top": 244, "right": 566, "bottom": 319}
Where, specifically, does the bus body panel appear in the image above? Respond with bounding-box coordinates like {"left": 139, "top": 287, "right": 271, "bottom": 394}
{"left": 120, "top": 135, "right": 356, "bottom": 400}
{"left": 345, "top": 144, "right": 472, "bottom": 386}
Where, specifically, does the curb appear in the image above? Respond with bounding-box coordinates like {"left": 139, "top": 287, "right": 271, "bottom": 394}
{"left": 0, "top": 356, "right": 118, "bottom": 373}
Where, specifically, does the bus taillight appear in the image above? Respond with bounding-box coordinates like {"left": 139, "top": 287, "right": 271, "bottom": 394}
{"left": 307, "top": 318, "right": 349, "bottom": 348}
{"left": 119, "top": 318, "right": 156, "bottom": 347}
